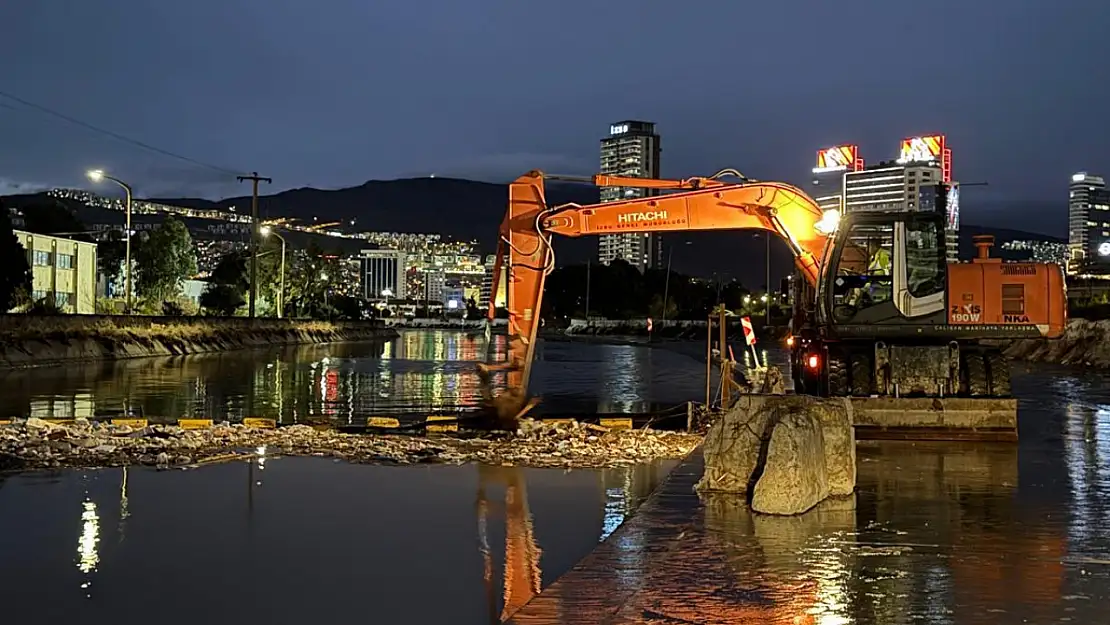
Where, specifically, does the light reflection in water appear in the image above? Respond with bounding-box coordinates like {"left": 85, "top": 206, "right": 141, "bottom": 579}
{"left": 76, "top": 497, "right": 100, "bottom": 594}
{"left": 0, "top": 330, "right": 705, "bottom": 423}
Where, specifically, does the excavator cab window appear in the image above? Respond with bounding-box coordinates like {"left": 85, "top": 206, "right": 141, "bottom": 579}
{"left": 830, "top": 223, "right": 895, "bottom": 323}
{"left": 905, "top": 216, "right": 947, "bottom": 298}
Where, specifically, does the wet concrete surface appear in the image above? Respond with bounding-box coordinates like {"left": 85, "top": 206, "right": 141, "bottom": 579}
{"left": 506, "top": 362, "right": 1110, "bottom": 624}
{"left": 0, "top": 457, "right": 676, "bottom": 624}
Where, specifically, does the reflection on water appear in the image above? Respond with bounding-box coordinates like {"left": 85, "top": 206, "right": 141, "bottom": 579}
{"left": 0, "top": 330, "right": 708, "bottom": 422}
{"left": 0, "top": 458, "right": 674, "bottom": 624}
{"left": 509, "top": 365, "right": 1110, "bottom": 624}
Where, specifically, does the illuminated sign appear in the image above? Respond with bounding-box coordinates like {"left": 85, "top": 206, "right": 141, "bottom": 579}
{"left": 1099, "top": 242, "right": 1110, "bottom": 257}
{"left": 897, "top": 135, "right": 945, "bottom": 164}
{"left": 617, "top": 210, "right": 668, "bottom": 223}
{"left": 812, "top": 145, "right": 859, "bottom": 174}
{"left": 610, "top": 123, "right": 629, "bottom": 135}
{"left": 1073, "top": 173, "right": 1088, "bottom": 182}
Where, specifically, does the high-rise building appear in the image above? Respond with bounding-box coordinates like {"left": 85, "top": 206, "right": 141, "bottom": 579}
{"left": 597, "top": 120, "right": 662, "bottom": 272}
{"left": 810, "top": 144, "right": 864, "bottom": 212}
{"left": 424, "top": 269, "right": 446, "bottom": 303}
{"left": 842, "top": 162, "right": 955, "bottom": 261}
{"left": 358, "top": 249, "right": 407, "bottom": 300}
{"left": 1068, "top": 172, "right": 1108, "bottom": 274}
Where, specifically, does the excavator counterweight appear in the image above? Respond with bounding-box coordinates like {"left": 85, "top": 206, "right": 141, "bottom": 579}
{"left": 486, "top": 170, "right": 1066, "bottom": 439}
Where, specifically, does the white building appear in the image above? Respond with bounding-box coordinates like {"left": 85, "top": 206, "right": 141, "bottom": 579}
{"left": 842, "top": 162, "right": 957, "bottom": 262}
{"left": 1068, "top": 172, "right": 1108, "bottom": 274}
{"left": 597, "top": 120, "right": 662, "bottom": 272}
{"left": 480, "top": 254, "right": 507, "bottom": 309}
{"left": 14, "top": 230, "right": 98, "bottom": 314}
{"left": 424, "top": 269, "right": 446, "bottom": 303}
{"left": 358, "top": 249, "right": 407, "bottom": 300}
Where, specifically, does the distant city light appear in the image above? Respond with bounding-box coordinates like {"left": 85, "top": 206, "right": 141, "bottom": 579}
{"left": 1073, "top": 173, "right": 1087, "bottom": 182}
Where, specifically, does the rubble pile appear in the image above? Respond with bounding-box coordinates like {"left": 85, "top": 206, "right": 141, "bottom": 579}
{"left": 0, "top": 417, "right": 701, "bottom": 472}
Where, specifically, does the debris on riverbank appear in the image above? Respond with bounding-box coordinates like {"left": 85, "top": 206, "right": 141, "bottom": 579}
{"left": 1003, "top": 318, "right": 1110, "bottom": 368}
{"left": 0, "top": 417, "right": 702, "bottom": 472}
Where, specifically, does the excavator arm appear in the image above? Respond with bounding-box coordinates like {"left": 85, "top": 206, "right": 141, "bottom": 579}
{"left": 487, "top": 170, "right": 836, "bottom": 395}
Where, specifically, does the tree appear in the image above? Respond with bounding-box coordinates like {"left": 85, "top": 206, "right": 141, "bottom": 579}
{"left": 134, "top": 216, "right": 198, "bottom": 305}
{"left": 199, "top": 252, "right": 248, "bottom": 315}
{"left": 465, "top": 297, "right": 482, "bottom": 319}
{"left": 97, "top": 229, "right": 128, "bottom": 289}
{"left": 285, "top": 243, "right": 341, "bottom": 319}
{"left": 0, "top": 200, "right": 31, "bottom": 311}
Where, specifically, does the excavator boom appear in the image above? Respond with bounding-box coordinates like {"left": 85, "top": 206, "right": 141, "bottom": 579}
{"left": 488, "top": 170, "right": 832, "bottom": 392}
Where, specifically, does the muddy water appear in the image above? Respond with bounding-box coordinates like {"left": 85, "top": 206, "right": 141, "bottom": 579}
{"left": 0, "top": 458, "right": 676, "bottom": 624}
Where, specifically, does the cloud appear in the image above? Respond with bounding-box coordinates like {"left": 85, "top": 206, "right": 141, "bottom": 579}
{"left": 0, "top": 177, "right": 52, "bottom": 196}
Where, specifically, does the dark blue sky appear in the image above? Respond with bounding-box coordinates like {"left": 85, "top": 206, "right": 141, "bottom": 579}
{"left": 1, "top": 0, "right": 1107, "bottom": 233}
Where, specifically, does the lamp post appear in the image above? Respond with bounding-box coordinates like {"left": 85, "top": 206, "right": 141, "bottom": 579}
{"left": 260, "top": 226, "right": 286, "bottom": 318}
{"left": 87, "top": 169, "right": 132, "bottom": 314}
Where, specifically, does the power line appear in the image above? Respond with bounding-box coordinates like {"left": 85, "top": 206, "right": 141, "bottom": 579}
{"left": 0, "top": 88, "right": 244, "bottom": 176}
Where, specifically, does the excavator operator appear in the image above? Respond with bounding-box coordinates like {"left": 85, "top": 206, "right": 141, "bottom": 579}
{"left": 476, "top": 336, "right": 538, "bottom": 431}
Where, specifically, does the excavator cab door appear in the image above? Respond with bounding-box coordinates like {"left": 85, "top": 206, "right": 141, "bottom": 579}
{"left": 824, "top": 212, "right": 948, "bottom": 328}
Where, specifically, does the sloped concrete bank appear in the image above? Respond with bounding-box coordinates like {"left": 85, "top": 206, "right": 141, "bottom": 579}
{"left": 1003, "top": 318, "right": 1110, "bottom": 368}
{"left": 0, "top": 315, "right": 399, "bottom": 368}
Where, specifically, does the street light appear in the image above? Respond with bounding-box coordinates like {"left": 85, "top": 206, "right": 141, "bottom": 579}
{"left": 87, "top": 169, "right": 133, "bottom": 314}
{"left": 260, "top": 225, "right": 286, "bottom": 318}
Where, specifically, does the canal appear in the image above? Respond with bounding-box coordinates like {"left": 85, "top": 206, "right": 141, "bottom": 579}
{"left": 0, "top": 330, "right": 711, "bottom": 421}
{"left": 1, "top": 330, "right": 1109, "bottom": 622}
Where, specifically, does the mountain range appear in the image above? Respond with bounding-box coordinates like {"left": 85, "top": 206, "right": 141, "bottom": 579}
{"left": 151, "top": 177, "right": 1065, "bottom": 284}
{"left": 2, "top": 176, "right": 1065, "bottom": 285}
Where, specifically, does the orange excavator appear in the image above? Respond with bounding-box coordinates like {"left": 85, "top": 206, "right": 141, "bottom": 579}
{"left": 486, "top": 170, "right": 1067, "bottom": 438}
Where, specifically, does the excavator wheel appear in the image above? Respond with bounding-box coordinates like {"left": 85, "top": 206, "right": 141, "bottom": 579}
{"left": 849, "top": 352, "right": 873, "bottom": 397}
{"left": 986, "top": 350, "right": 1012, "bottom": 397}
{"left": 963, "top": 352, "right": 990, "bottom": 397}
{"left": 827, "top": 350, "right": 849, "bottom": 397}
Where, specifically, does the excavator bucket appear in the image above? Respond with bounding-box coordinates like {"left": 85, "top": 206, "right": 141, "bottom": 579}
{"left": 847, "top": 397, "right": 1018, "bottom": 442}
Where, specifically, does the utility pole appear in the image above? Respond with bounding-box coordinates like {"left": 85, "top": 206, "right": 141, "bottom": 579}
{"left": 237, "top": 172, "right": 272, "bottom": 318}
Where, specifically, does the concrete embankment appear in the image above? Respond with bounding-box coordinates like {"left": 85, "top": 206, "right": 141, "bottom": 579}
{"left": 1003, "top": 318, "right": 1110, "bottom": 368}
{"left": 0, "top": 315, "right": 399, "bottom": 368}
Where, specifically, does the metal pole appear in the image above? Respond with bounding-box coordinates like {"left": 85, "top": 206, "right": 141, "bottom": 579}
{"left": 276, "top": 233, "right": 286, "bottom": 318}
{"left": 662, "top": 246, "right": 673, "bottom": 322}
{"left": 765, "top": 234, "right": 771, "bottom": 326}
{"left": 705, "top": 313, "right": 712, "bottom": 407}
{"left": 237, "top": 172, "right": 272, "bottom": 319}
{"left": 123, "top": 184, "right": 132, "bottom": 314}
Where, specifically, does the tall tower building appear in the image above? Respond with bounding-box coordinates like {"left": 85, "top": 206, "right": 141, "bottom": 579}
{"left": 842, "top": 161, "right": 954, "bottom": 260}
{"left": 1068, "top": 172, "right": 1108, "bottom": 274}
{"left": 597, "top": 120, "right": 662, "bottom": 272}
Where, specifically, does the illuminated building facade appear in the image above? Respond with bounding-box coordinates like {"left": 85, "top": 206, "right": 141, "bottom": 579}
{"left": 598, "top": 120, "right": 662, "bottom": 273}
{"left": 810, "top": 144, "right": 864, "bottom": 212}
{"left": 841, "top": 134, "right": 957, "bottom": 261}
{"left": 1068, "top": 172, "right": 1109, "bottom": 274}
{"left": 358, "top": 249, "right": 407, "bottom": 300}
{"left": 14, "top": 230, "right": 98, "bottom": 314}
{"left": 481, "top": 255, "right": 507, "bottom": 309}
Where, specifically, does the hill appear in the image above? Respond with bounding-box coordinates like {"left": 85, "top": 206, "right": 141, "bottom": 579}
{"left": 151, "top": 177, "right": 601, "bottom": 249}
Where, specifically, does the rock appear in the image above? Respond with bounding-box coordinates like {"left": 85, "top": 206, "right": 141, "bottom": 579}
{"left": 94, "top": 444, "right": 117, "bottom": 454}
{"left": 810, "top": 399, "right": 856, "bottom": 496}
{"left": 25, "top": 418, "right": 59, "bottom": 432}
{"left": 751, "top": 410, "right": 829, "bottom": 515}
{"left": 697, "top": 395, "right": 856, "bottom": 513}
{"left": 155, "top": 452, "right": 171, "bottom": 465}
{"left": 73, "top": 437, "right": 99, "bottom": 449}
{"left": 695, "top": 395, "right": 777, "bottom": 494}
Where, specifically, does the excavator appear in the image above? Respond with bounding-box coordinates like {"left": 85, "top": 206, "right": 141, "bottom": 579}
{"left": 486, "top": 170, "right": 1067, "bottom": 439}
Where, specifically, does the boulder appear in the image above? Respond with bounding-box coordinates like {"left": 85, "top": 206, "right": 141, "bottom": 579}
{"left": 751, "top": 410, "right": 829, "bottom": 515}
{"left": 696, "top": 395, "right": 856, "bottom": 514}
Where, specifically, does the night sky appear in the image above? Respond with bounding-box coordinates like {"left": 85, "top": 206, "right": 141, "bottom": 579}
{"left": 1, "top": 0, "right": 1107, "bottom": 236}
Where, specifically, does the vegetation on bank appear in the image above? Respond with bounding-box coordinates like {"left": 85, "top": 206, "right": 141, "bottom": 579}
{"left": 0, "top": 315, "right": 390, "bottom": 343}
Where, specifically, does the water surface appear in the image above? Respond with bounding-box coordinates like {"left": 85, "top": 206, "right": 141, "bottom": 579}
{"left": 0, "top": 458, "right": 675, "bottom": 624}
{"left": 0, "top": 330, "right": 710, "bottom": 422}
